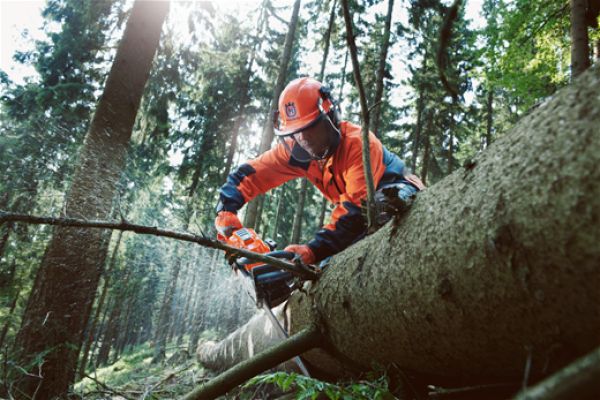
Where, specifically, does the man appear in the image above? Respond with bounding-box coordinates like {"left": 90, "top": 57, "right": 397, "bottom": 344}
{"left": 215, "top": 77, "right": 424, "bottom": 265}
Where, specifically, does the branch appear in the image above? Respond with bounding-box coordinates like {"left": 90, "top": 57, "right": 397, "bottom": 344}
{"left": 512, "top": 346, "right": 600, "bottom": 400}
{"left": 181, "top": 325, "right": 322, "bottom": 400}
{"left": 0, "top": 211, "right": 320, "bottom": 280}
{"left": 83, "top": 373, "right": 134, "bottom": 400}
{"left": 341, "top": 0, "right": 378, "bottom": 229}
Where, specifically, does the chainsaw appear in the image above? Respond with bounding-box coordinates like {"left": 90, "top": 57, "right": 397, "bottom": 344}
{"left": 223, "top": 226, "right": 311, "bottom": 376}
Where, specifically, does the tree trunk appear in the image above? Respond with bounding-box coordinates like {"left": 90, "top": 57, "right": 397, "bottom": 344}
{"left": 420, "top": 113, "right": 432, "bottom": 185}
{"left": 0, "top": 286, "right": 21, "bottom": 351}
{"left": 370, "top": 0, "right": 394, "bottom": 137}
{"left": 447, "top": 130, "right": 454, "bottom": 174}
{"left": 188, "top": 249, "right": 219, "bottom": 354}
{"left": 177, "top": 255, "right": 199, "bottom": 345}
{"left": 244, "top": 0, "right": 301, "bottom": 228}
{"left": 485, "top": 86, "right": 493, "bottom": 148}
{"left": 198, "top": 65, "right": 600, "bottom": 384}
{"left": 570, "top": 0, "right": 591, "bottom": 78}
{"left": 152, "top": 244, "right": 185, "bottom": 363}
{"left": 290, "top": 179, "right": 308, "bottom": 243}
{"left": 0, "top": 224, "right": 11, "bottom": 263}
{"left": 13, "top": 2, "right": 167, "bottom": 398}
{"left": 271, "top": 186, "right": 286, "bottom": 241}
{"left": 77, "top": 230, "right": 124, "bottom": 380}
{"left": 411, "top": 54, "right": 427, "bottom": 172}
{"left": 290, "top": 0, "right": 336, "bottom": 244}
{"left": 221, "top": 4, "right": 266, "bottom": 182}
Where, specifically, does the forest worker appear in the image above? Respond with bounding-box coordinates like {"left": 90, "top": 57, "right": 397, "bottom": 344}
{"left": 214, "top": 77, "right": 425, "bottom": 265}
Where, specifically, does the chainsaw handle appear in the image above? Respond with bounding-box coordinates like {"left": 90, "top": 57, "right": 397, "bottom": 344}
{"left": 265, "top": 250, "right": 296, "bottom": 260}
{"left": 236, "top": 250, "right": 296, "bottom": 267}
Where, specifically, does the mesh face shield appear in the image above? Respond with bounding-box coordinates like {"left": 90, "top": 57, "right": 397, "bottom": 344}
{"left": 277, "top": 114, "right": 341, "bottom": 163}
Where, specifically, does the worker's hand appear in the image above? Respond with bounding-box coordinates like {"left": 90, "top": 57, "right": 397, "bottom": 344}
{"left": 284, "top": 244, "right": 316, "bottom": 265}
{"left": 215, "top": 211, "right": 242, "bottom": 240}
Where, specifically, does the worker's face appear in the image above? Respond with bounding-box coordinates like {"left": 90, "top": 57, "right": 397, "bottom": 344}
{"left": 292, "top": 116, "right": 336, "bottom": 159}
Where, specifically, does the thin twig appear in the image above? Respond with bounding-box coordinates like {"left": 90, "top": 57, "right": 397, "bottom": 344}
{"left": 0, "top": 211, "right": 320, "bottom": 280}
{"left": 428, "top": 382, "right": 518, "bottom": 398}
{"left": 140, "top": 363, "right": 194, "bottom": 399}
{"left": 83, "top": 373, "right": 135, "bottom": 400}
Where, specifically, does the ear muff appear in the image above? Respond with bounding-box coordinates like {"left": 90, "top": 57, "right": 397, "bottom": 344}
{"left": 319, "top": 85, "right": 341, "bottom": 127}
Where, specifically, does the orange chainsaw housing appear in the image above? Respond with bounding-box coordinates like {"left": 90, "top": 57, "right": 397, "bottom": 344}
{"left": 225, "top": 227, "right": 271, "bottom": 271}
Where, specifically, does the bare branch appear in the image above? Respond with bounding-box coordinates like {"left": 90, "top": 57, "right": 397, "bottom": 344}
{"left": 341, "top": 0, "right": 378, "bottom": 229}
{"left": 181, "top": 325, "right": 322, "bottom": 400}
{"left": 0, "top": 211, "right": 320, "bottom": 280}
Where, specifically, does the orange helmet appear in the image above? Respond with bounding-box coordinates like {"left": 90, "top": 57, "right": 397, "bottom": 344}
{"left": 273, "top": 77, "right": 335, "bottom": 136}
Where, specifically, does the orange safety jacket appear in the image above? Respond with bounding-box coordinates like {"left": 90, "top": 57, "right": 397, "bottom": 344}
{"left": 217, "top": 121, "right": 416, "bottom": 262}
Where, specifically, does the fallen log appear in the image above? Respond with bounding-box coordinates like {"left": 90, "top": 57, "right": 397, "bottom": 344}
{"left": 197, "top": 65, "right": 600, "bottom": 384}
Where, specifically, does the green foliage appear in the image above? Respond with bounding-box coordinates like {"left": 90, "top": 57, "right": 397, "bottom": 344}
{"left": 245, "top": 371, "right": 396, "bottom": 400}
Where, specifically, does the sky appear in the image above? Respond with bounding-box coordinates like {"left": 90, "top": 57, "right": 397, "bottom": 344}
{"left": 1, "top": 0, "right": 485, "bottom": 85}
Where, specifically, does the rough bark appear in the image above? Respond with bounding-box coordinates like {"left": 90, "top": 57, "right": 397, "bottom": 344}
{"left": 244, "top": 0, "right": 301, "bottom": 228}
{"left": 12, "top": 2, "right": 167, "bottom": 398}
{"left": 570, "top": 0, "right": 591, "bottom": 78}
{"left": 197, "top": 65, "right": 600, "bottom": 384}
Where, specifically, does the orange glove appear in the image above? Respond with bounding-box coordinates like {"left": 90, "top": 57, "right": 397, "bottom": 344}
{"left": 284, "top": 244, "right": 316, "bottom": 265}
{"left": 215, "top": 211, "right": 242, "bottom": 240}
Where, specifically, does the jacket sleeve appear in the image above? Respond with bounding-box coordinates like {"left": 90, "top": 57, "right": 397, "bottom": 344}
{"left": 307, "top": 133, "right": 385, "bottom": 261}
{"left": 216, "top": 142, "right": 304, "bottom": 213}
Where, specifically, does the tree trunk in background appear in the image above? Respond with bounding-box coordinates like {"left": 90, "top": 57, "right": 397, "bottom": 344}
{"left": 77, "top": 230, "right": 124, "bottom": 380}
{"left": 420, "top": 113, "right": 432, "bottom": 185}
{"left": 370, "top": 0, "right": 394, "bottom": 137}
{"left": 290, "top": 179, "right": 308, "bottom": 243}
{"left": 485, "top": 87, "right": 493, "bottom": 148}
{"left": 570, "top": 0, "right": 591, "bottom": 78}
{"left": 0, "top": 286, "right": 21, "bottom": 351}
{"left": 13, "top": 2, "right": 167, "bottom": 398}
{"left": 271, "top": 186, "right": 286, "bottom": 241}
{"left": 152, "top": 244, "right": 185, "bottom": 363}
{"left": 94, "top": 262, "right": 133, "bottom": 368}
{"left": 447, "top": 130, "right": 454, "bottom": 174}
{"left": 197, "top": 66, "right": 600, "bottom": 383}
{"left": 177, "top": 256, "right": 198, "bottom": 345}
{"left": 221, "top": 4, "right": 267, "bottom": 182}
{"left": 290, "top": 0, "right": 336, "bottom": 244}
{"left": 0, "top": 224, "right": 11, "bottom": 263}
{"left": 411, "top": 54, "right": 427, "bottom": 172}
{"left": 188, "top": 250, "right": 219, "bottom": 355}
{"left": 244, "top": 0, "right": 301, "bottom": 228}
{"left": 255, "top": 193, "right": 269, "bottom": 235}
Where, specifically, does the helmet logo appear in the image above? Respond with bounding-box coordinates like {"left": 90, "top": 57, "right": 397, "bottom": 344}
{"left": 285, "top": 102, "right": 297, "bottom": 119}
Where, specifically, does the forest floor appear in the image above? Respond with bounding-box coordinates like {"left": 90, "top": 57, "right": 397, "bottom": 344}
{"left": 71, "top": 340, "right": 398, "bottom": 399}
